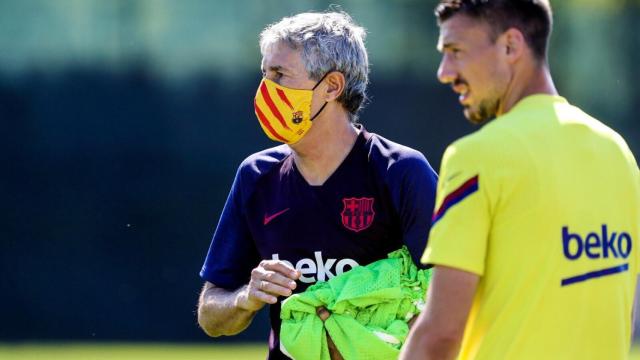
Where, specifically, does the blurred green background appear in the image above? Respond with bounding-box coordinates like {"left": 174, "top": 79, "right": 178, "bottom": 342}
{"left": 1, "top": 0, "right": 639, "bottom": 358}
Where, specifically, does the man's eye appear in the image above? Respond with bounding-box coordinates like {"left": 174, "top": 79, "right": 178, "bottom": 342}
{"left": 445, "top": 49, "right": 461, "bottom": 59}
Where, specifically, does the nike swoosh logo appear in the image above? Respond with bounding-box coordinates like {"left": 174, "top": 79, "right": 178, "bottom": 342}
{"left": 263, "top": 208, "right": 290, "bottom": 225}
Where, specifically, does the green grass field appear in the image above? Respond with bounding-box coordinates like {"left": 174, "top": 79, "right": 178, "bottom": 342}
{"left": 3, "top": 343, "right": 640, "bottom": 359}
{"left": 0, "top": 343, "right": 267, "bottom": 360}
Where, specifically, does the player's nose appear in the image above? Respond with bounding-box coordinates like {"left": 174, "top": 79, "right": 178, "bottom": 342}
{"left": 437, "top": 55, "right": 456, "bottom": 84}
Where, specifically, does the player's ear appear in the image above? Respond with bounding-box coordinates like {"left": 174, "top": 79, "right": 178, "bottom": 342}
{"left": 322, "top": 71, "right": 345, "bottom": 102}
{"left": 499, "top": 28, "right": 525, "bottom": 63}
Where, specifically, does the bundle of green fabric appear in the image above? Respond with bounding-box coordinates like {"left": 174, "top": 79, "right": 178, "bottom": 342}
{"left": 280, "top": 246, "right": 432, "bottom": 360}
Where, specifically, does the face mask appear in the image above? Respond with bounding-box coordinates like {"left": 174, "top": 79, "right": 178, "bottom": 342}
{"left": 253, "top": 73, "right": 328, "bottom": 144}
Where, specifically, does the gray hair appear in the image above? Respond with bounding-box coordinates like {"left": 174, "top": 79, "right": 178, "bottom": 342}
{"left": 259, "top": 11, "right": 369, "bottom": 119}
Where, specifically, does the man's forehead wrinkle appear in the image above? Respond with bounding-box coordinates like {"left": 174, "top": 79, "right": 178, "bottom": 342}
{"left": 264, "top": 46, "right": 301, "bottom": 72}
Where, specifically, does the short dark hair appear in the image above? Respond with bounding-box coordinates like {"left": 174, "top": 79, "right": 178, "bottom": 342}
{"left": 435, "top": 0, "right": 553, "bottom": 61}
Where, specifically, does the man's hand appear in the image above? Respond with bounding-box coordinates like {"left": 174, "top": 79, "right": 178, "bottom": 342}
{"left": 316, "top": 306, "right": 331, "bottom": 321}
{"left": 236, "top": 260, "right": 300, "bottom": 312}
{"left": 198, "top": 261, "right": 299, "bottom": 338}
{"left": 316, "top": 307, "right": 344, "bottom": 360}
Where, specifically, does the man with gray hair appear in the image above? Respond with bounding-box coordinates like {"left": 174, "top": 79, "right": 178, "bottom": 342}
{"left": 197, "top": 11, "right": 438, "bottom": 359}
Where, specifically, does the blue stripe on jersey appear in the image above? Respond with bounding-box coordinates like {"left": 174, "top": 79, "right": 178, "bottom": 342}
{"left": 561, "top": 263, "right": 629, "bottom": 286}
{"left": 432, "top": 175, "right": 479, "bottom": 225}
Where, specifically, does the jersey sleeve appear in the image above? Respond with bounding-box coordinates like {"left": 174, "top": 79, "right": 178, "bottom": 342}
{"left": 200, "top": 165, "right": 260, "bottom": 290}
{"left": 618, "top": 138, "right": 640, "bottom": 274}
{"left": 637, "top": 166, "right": 640, "bottom": 274}
{"left": 421, "top": 140, "right": 493, "bottom": 276}
{"left": 388, "top": 151, "right": 438, "bottom": 268}
{"left": 632, "top": 162, "right": 640, "bottom": 274}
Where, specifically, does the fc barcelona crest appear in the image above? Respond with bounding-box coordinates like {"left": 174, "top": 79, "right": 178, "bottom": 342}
{"left": 292, "top": 111, "right": 303, "bottom": 124}
{"left": 341, "top": 197, "right": 375, "bottom": 232}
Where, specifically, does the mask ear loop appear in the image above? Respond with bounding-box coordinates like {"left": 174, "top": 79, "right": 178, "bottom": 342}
{"left": 310, "top": 102, "right": 328, "bottom": 121}
{"left": 310, "top": 71, "right": 333, "bottom": 121}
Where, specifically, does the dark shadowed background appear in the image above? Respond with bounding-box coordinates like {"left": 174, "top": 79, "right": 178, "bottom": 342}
{"left": 1, "top": 0, "right": 639, "bottom": 345}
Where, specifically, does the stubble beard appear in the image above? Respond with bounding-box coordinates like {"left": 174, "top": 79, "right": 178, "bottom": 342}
{"left": 465, "top": 97, "right": 499, "bottom": 125}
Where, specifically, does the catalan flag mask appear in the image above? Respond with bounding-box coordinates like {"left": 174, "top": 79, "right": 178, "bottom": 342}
{"left": 254, "top": 74, "right": 328, "bottom": 144}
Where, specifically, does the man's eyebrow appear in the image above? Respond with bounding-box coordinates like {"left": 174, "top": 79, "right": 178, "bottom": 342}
{"left": 266, "top": 65, "right": 288, "bottom": 73}
{"left": 438, "top": 42, "right": 457, "bottom": 52}
{"left": 438, "top": 42, "right": 455, "bottom": 50}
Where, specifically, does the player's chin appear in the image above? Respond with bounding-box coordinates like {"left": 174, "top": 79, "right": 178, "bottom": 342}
{"left": 464, "top": 108, "right": 488, "bottom": 125}
{"left": 467, "top": 114, "right": 483, "bottom": 124}
{"left": 462, "top": 106, "right": 476, "bottom": 121}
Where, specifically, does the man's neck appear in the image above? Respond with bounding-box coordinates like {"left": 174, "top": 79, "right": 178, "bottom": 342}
{"left": 498, "top": 62, "right": 558, "bottom": 116}
{"left": 289, "top": 108, "right": 359, "bottom": 186}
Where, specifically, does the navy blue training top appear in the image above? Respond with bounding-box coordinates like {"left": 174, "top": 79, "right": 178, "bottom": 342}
{"left": 200, "top": 127, "right": 438, "bottom": 359}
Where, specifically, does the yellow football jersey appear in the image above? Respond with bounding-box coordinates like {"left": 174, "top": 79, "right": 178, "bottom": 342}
{"left": 422, "top": 95, "right": 640, "bottom": 359}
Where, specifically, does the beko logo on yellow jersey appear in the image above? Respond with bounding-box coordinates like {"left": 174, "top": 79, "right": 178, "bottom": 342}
{"left": 562, "top": 225, "right": 632, "bottom": 260}
{"left": 560, "top": 225, "right": 631, "bottom": 286}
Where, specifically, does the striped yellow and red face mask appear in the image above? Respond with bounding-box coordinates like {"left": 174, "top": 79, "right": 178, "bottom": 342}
{"left": 253, "top": 74, "right": 328, "bottom": 144}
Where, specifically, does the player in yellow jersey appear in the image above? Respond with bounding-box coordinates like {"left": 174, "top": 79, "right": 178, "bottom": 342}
{"left": 400, "top": 1, "right": 640, "bottom": 359}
